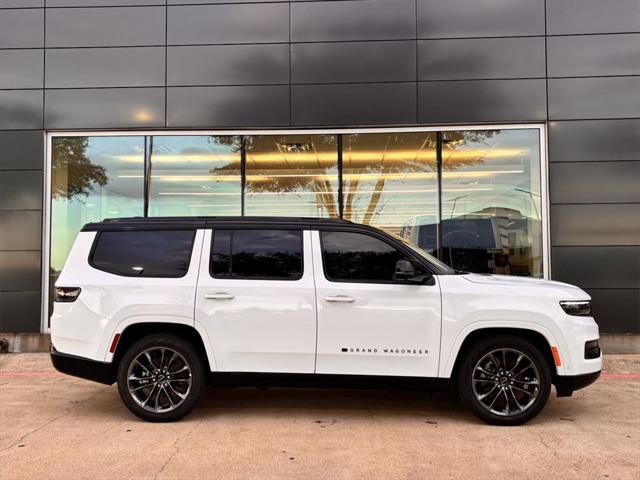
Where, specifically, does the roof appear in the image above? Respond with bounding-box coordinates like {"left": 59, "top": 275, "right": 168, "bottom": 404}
{"left": 81, "top": 216, "right": 356, "bottom": 232}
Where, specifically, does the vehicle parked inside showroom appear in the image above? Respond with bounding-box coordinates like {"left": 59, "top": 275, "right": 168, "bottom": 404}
{"left": 50, "top": 216, "right": 601, "bottom": 425}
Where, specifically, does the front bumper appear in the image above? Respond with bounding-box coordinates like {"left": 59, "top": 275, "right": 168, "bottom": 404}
{"left": 50, "top": 347, "right": 114, "bottom": 385}
{"left": 554, "top": 370, "right": 601, "bottom": 397}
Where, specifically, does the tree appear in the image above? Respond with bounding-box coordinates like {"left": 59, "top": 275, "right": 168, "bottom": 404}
{"left": 52, "top": 137, "right": 108, "bottom": 200}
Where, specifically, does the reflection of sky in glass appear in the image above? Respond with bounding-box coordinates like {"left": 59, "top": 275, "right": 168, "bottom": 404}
{"left": 51, "top": 136, "right": 144, "bottom": 272}
{"left": 148, "top": 136, "right": 241, "bottom": 217}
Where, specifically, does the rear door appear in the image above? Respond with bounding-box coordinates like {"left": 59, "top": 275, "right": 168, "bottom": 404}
{"left": 195, "top": 228, "right": 316, "bottom": 373}
{"left": 312, "top": 229, "right": 442, "bottom": 377}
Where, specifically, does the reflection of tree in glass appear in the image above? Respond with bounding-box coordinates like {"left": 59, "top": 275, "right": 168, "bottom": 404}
{"left": 52, "top": 137, "right": 108, "bottom": 200}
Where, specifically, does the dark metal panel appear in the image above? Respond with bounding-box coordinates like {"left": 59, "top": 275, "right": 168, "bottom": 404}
{"left": 548, "top": 120, "right": 640, "bottom": 162}
{"left": 0, "top": 0, "right": 43, "bottom": 6}
{"left": 291, "top": 83, "right": 416, "bottom": 126}
{"left": 167, "top": 85, "right": 290, "bottom": 127}
{"left": 45, "top": 88, "right": 165, "bottom": 129}
{"left": 0, "top": 131, "right": 44, "bottom": 170}
{"left": 0, "top": 251, "right": 41, "bottom": 292}
{"left": 0, "top": 8, "right": 43, "bottom": 48}
{"left": 0, "top": 49, "right": 43, "bottom": 89}
{"left": 291, "top": 0, "right": 415, "bottom": 42}
{"left": 167, "top": 44, "right": 289, "bottom": 86}
{"left": 551, "top": 204, "right": 640, "bottom": 246}
{"left": 548, "top": 34, "right": 640, "bottom": 78}
{"left": 168, "top": 3, "right": 289, "bottom": 45}
{"left": 0, "top": 91, "right": 43, "bottom": 130}
{"left": 552, "top": 246, "right": 640, "bottom": 289}
{"left": 0, "top": 210, "right": 41, "bottom": 250}
{"left": 292, "top": 41, "right": 416, "bottom": 84}
{"left": 418, "top": 37, "right": 545, "bottom": 80}
{"left": 46, "top": 47, "right": 165, "bottom": 88}
{"left": 584, "top": 289, "right": 640, "bottom": 333}
{"left": 0, "top": 170, "right": 42, "bottom": 210}
{"left": 548, "top": 77, "right": 640, "bottom": 120}
{"left": 550, "top": 161, "right": 640, "bottom": 204}
{"left": 0, "top": 291, "right": 42, "bottom": 333}
{"left": 547, "top": 0, "right": 640, "bottom": 35}
{"left": 418, "top": 79, "right": 546, "bottom": 123}
{"left": 46, "top": 6, "right": 165, "bottom": 47}
{"left": 417, "top": 0, "right": 545, "bottom": 38}
{"left": 48, "top": 0, "right": 162, "bottom": 5}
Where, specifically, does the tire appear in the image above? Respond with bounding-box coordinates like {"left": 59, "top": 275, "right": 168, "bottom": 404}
{"left": 457, "top": 335, "right": 552, "bottom": 426}
{"left": 116, "top": 334, "right": 207, "bottom": 422}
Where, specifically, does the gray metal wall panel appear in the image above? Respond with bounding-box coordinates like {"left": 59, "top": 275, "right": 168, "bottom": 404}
{"left": 45, "top": 88, "right": 165, "bottom": 129}
{"left": 291, "top": 83, "right": 416, "bottom": 126}
{"left": 548, "top": 77, "right": 640, "bottom": 120}
{"left": 418, "top": 79, "right": 546, "bottom": 123}
{"left": 46, "top": 6, "right": 165, "bottom": 47}
{"left": 0, "top": 170, "right": 42, "bottom": 210}
{"left": 417, "top": 0, "right": 545, "bottom": 38}
{"left": 48, "top": 0, "right": 162, "bottom": 5}
{"left": 0, "top": 292, "right": 41, "bottom": 332}
{"left": 46, "top": 47, "right": 165, "bottom": 88}
{"left": 552, "top": 246, "right": 640, "bottom": 289}
{"left": 0, "top": 8, "right": 43, "bottom": 48}
{"left": 0, "top": 50, "right": 44, "bottom": 89}
{"left": 0, "top": 91, "right": 43, "bottom": 130}
{"left": 551, "top": 204, "right": 640, "bottom": 246}
{"left": 0, "top": 0, "right": 43, "bottom": 7}
{"left": 550, "top": 161, "right": 640, "bottom": 204}
{"left": 548, "top": 120, "right": 640, "bottom": 162}
{"left": 291, "top": 0, "right": 416, "bottom": 42}
{"left": 0, "top": 211, "right": 41, "bottom": 251}
{"left": 548, "top": 34, "right": 640, "bottom": 78}
{"left": 547, "top": 0, "right": 640, "bottom": 35}
{"left": 0, "top": 131, "right": 43, "bottom": 170}
{"left": 584, "top": 289, "right": 640, "bottom": 333}
{"left": 292, "top": 41, "right": 416, "bottom": 84}
{"left": 168, "top": 3, "right": 289, "bottom": 45}
{"left": 167, "top": 85, "right": 290, "bottom": 127}
{"left": 0, "top": 251, "right": 41, "bottom": 292}
{"left": 418, "top": 37, "right": 545, "bottom": 80}
{"left": 168, "top": 44, "right": 289, "bottom": 86}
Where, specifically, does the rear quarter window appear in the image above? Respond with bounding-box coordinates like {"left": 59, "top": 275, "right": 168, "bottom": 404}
{"left": 90, "top": 229, "right": 196, "bottom": 277}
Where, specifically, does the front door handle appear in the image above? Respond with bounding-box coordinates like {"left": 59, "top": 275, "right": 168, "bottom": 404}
{"left": 204, "top": 292, "right": 235, "bottom": 300}
{"left": 324, "top": 295, "right": 356, "bottom": 303}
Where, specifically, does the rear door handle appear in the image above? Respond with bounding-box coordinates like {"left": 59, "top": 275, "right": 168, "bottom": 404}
{"left": 204, "top": 292, "right": 235, "bottom": 300}
{"left": 324, "top": 295, "right": 356, "bottom": 303}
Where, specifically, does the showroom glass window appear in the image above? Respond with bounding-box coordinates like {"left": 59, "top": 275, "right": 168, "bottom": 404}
{"left": 440, "top": 129, "right": 542, "bottom": 277}
{"left": 50, "top": 136, "right": 145, "bottom": 311}
{"left": 342, "top": 132, "right": 439, "bottom": 255}
{"left": 244, "top": 134, "right": 339, "bottom": 218}
{"left": 148, "top": 136, "right": 241, "bottom": 217}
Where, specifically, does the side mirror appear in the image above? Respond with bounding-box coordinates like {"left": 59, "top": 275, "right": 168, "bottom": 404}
{"left": 394, "top": 259, "right": 431, "bottom": 284}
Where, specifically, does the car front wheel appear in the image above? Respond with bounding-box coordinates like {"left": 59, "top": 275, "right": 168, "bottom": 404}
{"left": 457, "top": 335, "right": 552, "bottom": 426}
{"left": 117, "top": 334, "right": 206, "bottom": 422}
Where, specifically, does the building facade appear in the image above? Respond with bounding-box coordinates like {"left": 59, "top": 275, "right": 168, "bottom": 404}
{"left": 0, "top": 0, "right": 638, "bottom": 335}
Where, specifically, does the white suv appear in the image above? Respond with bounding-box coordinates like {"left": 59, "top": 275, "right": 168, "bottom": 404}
{"left": 51, "top": 217, "right": 601, "bottom": 425}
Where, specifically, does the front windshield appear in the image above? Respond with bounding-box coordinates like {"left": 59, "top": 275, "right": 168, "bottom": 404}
{"left": 388, "top": 232, "right": 456, "bottom": 274}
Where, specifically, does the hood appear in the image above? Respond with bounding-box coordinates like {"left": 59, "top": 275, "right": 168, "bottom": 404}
{"left": 460, "top": 273, "right": 590, "bottom": 299}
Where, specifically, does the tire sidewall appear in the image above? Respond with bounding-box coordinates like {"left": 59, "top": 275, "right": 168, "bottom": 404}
{"left": 117, "top": 334, "right": 207, "bottom": 422}
{"left": 457, "top": 335, "right": 552, "bottom": 426}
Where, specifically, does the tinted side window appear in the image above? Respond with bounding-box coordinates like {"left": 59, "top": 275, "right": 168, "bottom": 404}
{"left": 91, "top": 230, "right": 195, "bottom": 277}
{"left": 321, "top": 231, "right": 407, "bottom": 282}
{"left": 210, "top": 229, "right": 303, "bottom": 280}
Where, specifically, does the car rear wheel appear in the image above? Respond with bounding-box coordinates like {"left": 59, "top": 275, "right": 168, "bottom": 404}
{"left": 457, "top": 335, "right": 552, "bottom": 426}
{"left": 117, "top": 334, "right": 206, "bottom": 422}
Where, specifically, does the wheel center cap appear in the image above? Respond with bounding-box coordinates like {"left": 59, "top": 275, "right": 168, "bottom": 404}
{"left": 500, "top": 377, "right": 509, "bottom": 386}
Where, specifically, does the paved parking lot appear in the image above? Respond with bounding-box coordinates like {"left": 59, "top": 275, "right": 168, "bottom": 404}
{"left": 1, "top": 353, "right": 638, "bottom": 480}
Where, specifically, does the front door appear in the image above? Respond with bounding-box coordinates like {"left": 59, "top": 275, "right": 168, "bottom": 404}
{"left": 312, "top": 230, "right": 442, "bottom": 377}
{"left": 195, "top": 228, "right": 316, "bottom": 373}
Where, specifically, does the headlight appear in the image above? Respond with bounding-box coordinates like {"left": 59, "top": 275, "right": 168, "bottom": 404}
{"left": 560, "top": 300, "right": 591, "bottom": 316}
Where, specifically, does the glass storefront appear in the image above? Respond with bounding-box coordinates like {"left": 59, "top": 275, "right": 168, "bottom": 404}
{"left": 49, "top": 127, "right": 545, "bottom": 311}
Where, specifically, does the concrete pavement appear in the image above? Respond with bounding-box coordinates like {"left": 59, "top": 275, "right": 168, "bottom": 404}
{"left": 1, "top": 353, "right": 638, "bottom": 479}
